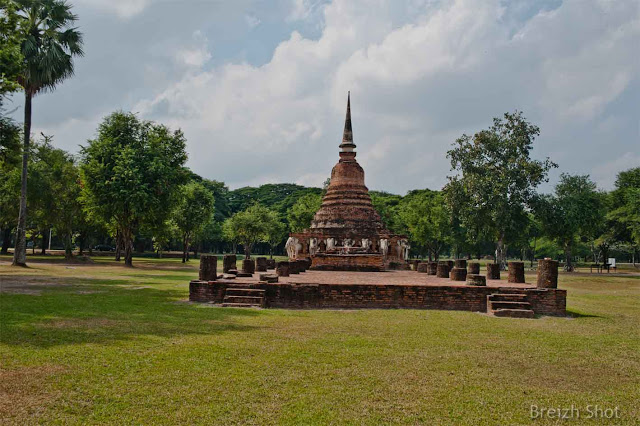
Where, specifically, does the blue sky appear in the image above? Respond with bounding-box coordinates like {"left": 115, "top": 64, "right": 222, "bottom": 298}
{"left": 10, "top": 0, "right": 639, "bottom": 193}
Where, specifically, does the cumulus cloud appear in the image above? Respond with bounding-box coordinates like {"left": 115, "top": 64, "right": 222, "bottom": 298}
{"left": 29, "top": 0, "right": 640, "bottom": 193}
{"left": 130, "top": 0, "right": 637, "bottom": 191}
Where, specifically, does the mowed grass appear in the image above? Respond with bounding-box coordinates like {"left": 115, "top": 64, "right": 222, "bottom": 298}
{"left": 1, "top": 256, "right": 638, "bottom": 425}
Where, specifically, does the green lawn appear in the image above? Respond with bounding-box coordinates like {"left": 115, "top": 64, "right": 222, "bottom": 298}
{"left": 1, "top": 256, "right": 638, "bottom": 425}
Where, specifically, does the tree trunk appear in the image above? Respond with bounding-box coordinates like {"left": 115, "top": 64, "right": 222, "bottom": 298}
{"left": 13, "top": 92, "right": 31, "bottom": 267}
{"left": 64, "top": 233, "right": 73, "bottom": 260}
{"left": 1, "top": 227, "right": 11, "bottom": 254}
{"left": 245, "top": 244, "right": 251, "bottom": 260}
{"left": 115, "top": 231, "right": 121, "bottom": 261}
{"left": 182, "top": 234, "right": 188, "bottom": 263}
{"left": 564, "top": 243, "right": 573, "bottom": 272}
{"left": 124, "top": 240, "right": 133, "bottom": 266}
{"left": 496, "top": 235, "right": 507, "bottom": 270}
{"left": 122, "top": 229, "right": 133, "bottom": 267}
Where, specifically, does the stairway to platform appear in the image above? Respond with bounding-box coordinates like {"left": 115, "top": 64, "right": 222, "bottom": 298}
{"left": 487, "top": 292, "right": 535, "bottom": 318}
{"left": 222, "top": 287, "right": 265, "bottom": 308}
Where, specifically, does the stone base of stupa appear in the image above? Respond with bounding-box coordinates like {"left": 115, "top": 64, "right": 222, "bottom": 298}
{"left": 310, "top": 253, "right": 385, "bottom": 272}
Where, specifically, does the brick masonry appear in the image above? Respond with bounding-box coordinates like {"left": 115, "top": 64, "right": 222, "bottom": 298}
{"left": 311, "top": 253, "right": 385, "bottom": 272}
{"left": 189, "top": 280, "right": 566, "bottom": 316}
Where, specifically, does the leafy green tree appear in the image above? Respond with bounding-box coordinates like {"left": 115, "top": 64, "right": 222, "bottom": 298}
{"left": 606, "top": 167, "right": 640, "bottom": 265}
{"left": 80, "top": 111, "right": 188, "bottom": 266}
{"left": 0, "top": 112, "right": 21, "bottom": 253}
{"left": 287, "top": 193, "right": 322, "bottom": 232}
{"left": 397, "top": 189, "right": 450, "bottom": 260}
{"left": 370, "top": 191, "right": 403, "bottom": 233}
{"left": 12, "top": 0, "right": 83, "bottom": 266}
{"left": 0, "top": 0, "right": 23, "bottom": 97}
{"left": 446, "top": 111, "right": 556, "bottom": 268}
{"left": 173, "top": 182, "right": 215, "bottom": 263}
{"left": 28, "top": 136, "right": 82, "bottom": 258}
{"left": 265, "top": 214, "right": 287, "bottom": 258}
{"left": 223, "top": 204, "right": 278, "bottom": 259}
{"left": 534, "top": 174, "right": 604, "bottom": 271}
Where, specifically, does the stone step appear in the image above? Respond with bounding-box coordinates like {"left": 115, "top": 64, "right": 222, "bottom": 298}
{"left": 488, "top": 293, "right": 528, "bottom": 302}
{"left": 225, "top": 288, "right": 265, "bottom": 296}
{"left": 223, "top": 295, "right": 264, "bottom": 305}
{"left": 492, "top": 308, "right": 535, "bottom": 319}
{"left": 489, "top": 301, "right": 532, "bottom": 310}
{"left": 221, "top": 303, "right": 262, "bottom": 308}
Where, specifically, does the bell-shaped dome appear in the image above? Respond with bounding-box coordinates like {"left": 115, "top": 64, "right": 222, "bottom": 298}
{"left": 310, "top": 93, "right": 385, "bottom": 233}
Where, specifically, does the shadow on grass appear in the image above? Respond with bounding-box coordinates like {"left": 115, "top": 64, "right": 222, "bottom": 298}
{"left": 565, "top": 308, "right": 602, "bottom": 318}
{"left": 0, "top": 276, "right": 261, "bottom": 349}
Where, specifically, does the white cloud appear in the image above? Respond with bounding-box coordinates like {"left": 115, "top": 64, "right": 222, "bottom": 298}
{"left": 78, "top": 0, "right": 152, "bottom": 19}
{"left": 592, "top": 152, "right": 640, "bottom": 190}
{"left": 173, "top": 31, "right": 211, "bottom": 69}
{"left": 245, "top": 14, "right": 261, "bottom": 29}
{"left": 50, "top": 0, "right": 639, "bottom": 192}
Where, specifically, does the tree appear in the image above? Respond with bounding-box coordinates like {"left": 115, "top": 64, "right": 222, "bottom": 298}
{"left": 265, "top": 213, "right": 286, "bottom": 258}
{"left": 80, "top": 111, "right": 187, "bottom": 266}
{"left": 12, "top": 0, "right": 83, "bottom": 266}
{"left": 397, "top": 190, "right": 450, "bottom": 261}
{"left": 28, "top": 135, "right": 82, "bottom": 258}
{"left": 223, "top": 204, "right": 278, "bottom": 259}
{"left": 0, "top": 111, "right": 21, "bottom": 253}
{"left": 287, "top": 193, "right": 322, "bottom": 232}
{"left": 606, "top": 167, "right": 640, "bottom": 265}
{"left": 534, "top": 174, "right": 604, "bottom": 271}
{"left": 370, "top": 191, "right": 403, "bottom": 233}
{"left": 0, "top": 0, "right": 23, "bottom": 97}
{"left": 173, "top": 182, "right": 215, "bottom": 263}
{"left": 446, "top": 111, "right": 556, "bottom": 268}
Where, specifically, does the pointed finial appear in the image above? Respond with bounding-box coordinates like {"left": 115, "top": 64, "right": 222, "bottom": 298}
{"left": 339, "top": 91, "right": 356, "bottom": 152}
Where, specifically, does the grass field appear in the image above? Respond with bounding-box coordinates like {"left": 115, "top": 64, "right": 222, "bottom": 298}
{"left": 1, "top": 256, "right": 639, "bottom": 425}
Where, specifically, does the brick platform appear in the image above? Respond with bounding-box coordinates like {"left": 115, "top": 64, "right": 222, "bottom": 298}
{"left": 189, "top": 270, "right": 566, "bottom": 316}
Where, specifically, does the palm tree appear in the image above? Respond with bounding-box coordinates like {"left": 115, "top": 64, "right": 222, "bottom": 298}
{"left": 12, "top": 0, "right": 83, "bottom": 266}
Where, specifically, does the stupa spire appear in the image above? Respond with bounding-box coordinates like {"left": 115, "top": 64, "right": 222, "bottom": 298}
{"left": 339, "top": 91, "right": 356, "bottom": 153}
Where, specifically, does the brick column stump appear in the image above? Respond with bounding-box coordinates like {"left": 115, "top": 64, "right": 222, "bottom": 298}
{"left": 467, "top": 262, "right": 480, "bottom": 274}
{"left": 289, "top": 261, "right": 300, "bottom": 274}
{"left": 508, "top": 261, "right": 525, "bottom": 283}
{"left": 537, "top": 258, "right": 558, "bottom": 288}
{"left": 446, "top": 260, "right": 454, "bottom": 270}
{"left": 259, "top": 273, "right": 278, "bottom": 283}
{"left": 427, "top": 262, "right": 438, "bottom": 275}
{"left": 199, "top": 255, "right": 218, "bottom": 281}
{"left": 466, "top": 274, "right": 486, "bottom": 286}
{"left": 412, "top": 260, "right": 420, "bottom": 271}
{"left": 256, "top": 257, "right": 268, "bottom": 272}
{"left": 436, "top": 263, "right": 451, "bottom": 278}
{"left": 450, "top": 267, "right": 467, "bottom": 281}
{"left": 242, "top": 259, "right": 255, "bottom": 274}
{"left": 296, "top": 259, "right": 307, "bottom": 272}
{"left": 223, "top": 255, "right": 237, "bottom": 273}
{"left": 486, "top": 263, "right": 500, "bottom": 280}
{"left": 276, "top": 261, "right": 290, "bottom": 277}
{"left": 454, "top": 259, "right": 467, "bottom": 269}
{"left": 417, "top": 263, "right": 428, "bottom": 273}
{"left": 267, "top": 259, "right": 276, "bottom": 269}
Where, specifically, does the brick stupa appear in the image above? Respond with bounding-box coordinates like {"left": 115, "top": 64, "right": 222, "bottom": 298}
{"left": 289, "top": 93, "right": 409, "bottom": 271}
